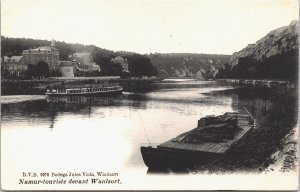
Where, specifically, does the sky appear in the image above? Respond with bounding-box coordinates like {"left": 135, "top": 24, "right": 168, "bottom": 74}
{"left": 1, "top": 0, "right": 299, "bottom": 54}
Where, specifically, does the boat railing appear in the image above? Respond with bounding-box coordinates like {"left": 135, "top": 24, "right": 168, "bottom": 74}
{"left": 52, "top": 83, "right": 120, "bottom": 89}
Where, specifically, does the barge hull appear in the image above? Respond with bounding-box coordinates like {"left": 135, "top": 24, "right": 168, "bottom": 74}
{"left": 141, "top": 146, "right": 222, "bottom": 168}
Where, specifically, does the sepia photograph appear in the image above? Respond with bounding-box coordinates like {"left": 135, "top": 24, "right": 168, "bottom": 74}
{"left": 1, "top": 0, "right": 299, "bottom": 190}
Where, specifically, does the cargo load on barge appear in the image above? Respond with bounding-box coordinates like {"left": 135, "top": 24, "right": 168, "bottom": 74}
{"left": 141, "top": 112, "right": 255, "bottom": 168}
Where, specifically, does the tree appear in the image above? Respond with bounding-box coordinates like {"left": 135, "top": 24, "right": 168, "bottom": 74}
{"left": 26, "top": 64, "right": 37, "bottom": 79}
{"left": 49, "top": 69, "right": 61, "bottom": 77}
{"left": 106, "top": 62, "right": 123, "bottom": 76}
{"left": 126, "top": 54, "right": 158, "bottom": 77}
{"left": 215, "top": 63, "right": 231, "bottom": 79}
{"left": 1, "top": 66, "right": 9, "bottom": 79}
{"left": 36, "top": 61, "right": 50, "bottom": 78}
{"left": 26, "top": 61, "right": 50, "bottom": 79}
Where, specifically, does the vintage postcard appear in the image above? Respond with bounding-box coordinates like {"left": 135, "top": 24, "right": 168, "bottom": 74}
{"left": 1, "top": 0, "right": 299, "bottom": 190}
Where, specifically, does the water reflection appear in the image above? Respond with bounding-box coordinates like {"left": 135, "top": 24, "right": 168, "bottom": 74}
{"left": 1, "top": 81, "right": 298, "bottom": 175}
{"left": 193, "top": 86, "right": 298, "bottom": 172}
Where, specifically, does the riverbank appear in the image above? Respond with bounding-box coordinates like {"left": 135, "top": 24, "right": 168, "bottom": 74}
{"left": 163, "top": 77, "right": 202, "bottom": 80}
{"left": 266, "top": 128, "right": 298, "bottom": 172}
{"left": 1, "top": 77, "right": 160, "bottom": 95}
{"left": 216, "top": 79, "right": 296, "bottom": 88}
{"left": 1, "top": 79, "right": 59, "bottom": 95}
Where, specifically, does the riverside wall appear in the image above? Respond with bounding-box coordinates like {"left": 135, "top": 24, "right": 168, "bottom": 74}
{"left": 216, "top": 79, "right": 296, "bottom": 88}
{"left": 1, "top": 78, "right": 159, "bottom": 95}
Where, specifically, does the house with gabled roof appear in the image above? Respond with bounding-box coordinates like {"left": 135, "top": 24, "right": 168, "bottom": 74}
{"left": 1, "top": 55, "right": 27, "bottom": 78}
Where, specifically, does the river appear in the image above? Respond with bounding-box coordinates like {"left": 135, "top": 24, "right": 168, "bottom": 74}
{"left": 1, "top": 79, "right": 298, "bottom": 181}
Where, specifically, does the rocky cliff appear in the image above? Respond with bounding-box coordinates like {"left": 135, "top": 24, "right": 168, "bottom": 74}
{"left": 149, "top": 53, "right": 231, "bottom": 79}
{"left": 230, "top": 20, "right": 299, "bottom": 67}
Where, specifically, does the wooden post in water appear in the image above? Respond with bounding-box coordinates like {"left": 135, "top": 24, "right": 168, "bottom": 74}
{"left": 243, "top": 106, "right": 255, "bottom": 128}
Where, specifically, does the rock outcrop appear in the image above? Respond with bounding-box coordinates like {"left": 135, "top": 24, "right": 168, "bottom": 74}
{"left": 149, "top": 53, "right": 231, "bottom": 79}
{"left": 230, "top": 20, "right": 299, "bottom": 66}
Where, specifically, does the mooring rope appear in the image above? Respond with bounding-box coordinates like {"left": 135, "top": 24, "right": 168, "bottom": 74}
{"left": 138, "top": 111, "right": 151, "bottom": 146}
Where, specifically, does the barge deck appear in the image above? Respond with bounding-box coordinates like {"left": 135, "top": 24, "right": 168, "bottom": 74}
{"left": 141, "top": 112, "right": 255, "bottom": 168}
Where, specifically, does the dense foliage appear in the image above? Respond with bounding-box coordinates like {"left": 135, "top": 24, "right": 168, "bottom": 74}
{"left": 126, "top": 54, "right": 158, "bottom": 77}
{"left": 27, "top": 61, "right": 50, "bottom": 78}
{"left": 148, "top": 53, "right": 231, "bottom": 78}
{"left": 1, "top": 36, "right": 158, "bottom": 77}
{"left": 1, "top": 67, "right": 10, "bottom": 79}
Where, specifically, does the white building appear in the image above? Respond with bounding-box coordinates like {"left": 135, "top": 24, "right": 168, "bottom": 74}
{"left": 69, "top": 52, "right": 100, "bottom": 72}
{"left": 60, "top": 61, "right": 75, "bottom": 77}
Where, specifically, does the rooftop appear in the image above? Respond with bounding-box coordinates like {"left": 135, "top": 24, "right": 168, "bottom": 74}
{"left": 3, "top": 56, "right": 10, "bottom": 62}
{"left": 22, "top": 40, "right": 58, "bottom": 53}
{"left": 11, "top": 56, "right": 23, "bottom": 62}
{"left": 59, "top": 61, "right": 74, "bottom": 66}
{"left": 3, "top": 55, "right": 23, "bottom": 63}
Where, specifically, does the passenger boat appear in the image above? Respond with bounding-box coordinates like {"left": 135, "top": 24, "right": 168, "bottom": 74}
{"left": 45, "top": 77, "right": 123, "bottom": 96}
{"left": 141, "top": 112, "right": 255, "bottom": 169}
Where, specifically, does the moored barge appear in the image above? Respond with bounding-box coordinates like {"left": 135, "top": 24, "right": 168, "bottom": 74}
{"left": 141, "top": 112, "right": 255, "bottom": 168}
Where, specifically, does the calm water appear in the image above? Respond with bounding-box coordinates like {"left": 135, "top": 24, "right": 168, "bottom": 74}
{"left": 1, "top": 79, "right": 298, "bottom": 177}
